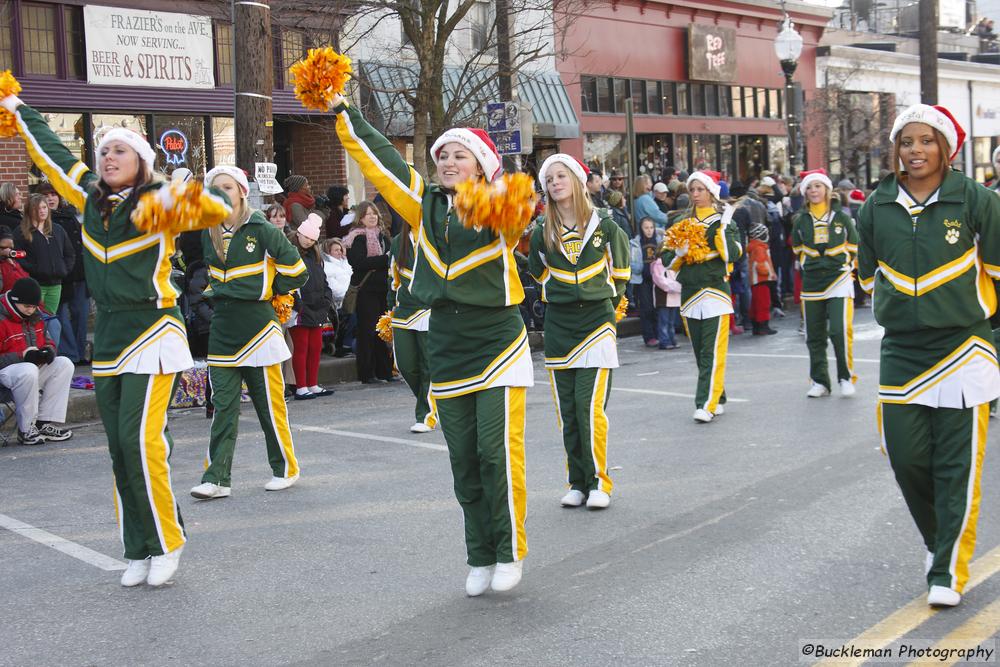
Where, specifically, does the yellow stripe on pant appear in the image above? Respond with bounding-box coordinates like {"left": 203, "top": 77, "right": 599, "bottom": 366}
{"left": 952, "top": 402, "right": 989, "bottom": 593}
{"left": 264, "top": 363, "right": 298, "bottom": 478}
{"left": 140, "top": 373, "right": 185, "bottom": 554}
{"left": 705, "top": 314, "right": 730, "bottom": 413}
{"left": 844, "top": 297, "right": 857, "bottom": 383}
{"left": 589, "top": 368, "right": 613, "bottom": 494}
{"left": 505, "top": 387, "right": 528, "bottom": 562}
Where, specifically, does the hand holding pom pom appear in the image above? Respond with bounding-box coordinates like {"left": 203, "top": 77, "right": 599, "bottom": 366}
{"left": 453, "top": 173, "right": 538, "bottom": 240}
{"left": 615, "top": 296, "right": 629, "bottom": 323}
{"left": 132, "top": 180, "right": 209, "bottom": 235}
{"left": 664, "top": 219, "right": 712, "bottom": 265}
{"left": 271, "top": 294, "right": 295, "bottom": 324}
{"left": 0, "top": 71, "right": 23, "bottom": 138}
{"left": 376, "top": 311, "right": 394, "bottom": 343}
{"left": 290, "top": 47, "right": 352, "bottom": 112}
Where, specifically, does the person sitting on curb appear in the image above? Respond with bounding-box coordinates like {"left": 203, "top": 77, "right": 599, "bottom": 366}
{"left": 0, "top": 277, "right": 73, "bottom": 444}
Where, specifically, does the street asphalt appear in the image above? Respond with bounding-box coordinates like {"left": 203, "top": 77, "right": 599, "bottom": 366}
{"left": 4, "top": 306, "right": 1000, "bottom": 666}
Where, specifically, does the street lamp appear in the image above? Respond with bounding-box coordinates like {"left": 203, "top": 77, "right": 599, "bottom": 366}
{"left": 774, "top": 17, "right": 804, "bottom": 175}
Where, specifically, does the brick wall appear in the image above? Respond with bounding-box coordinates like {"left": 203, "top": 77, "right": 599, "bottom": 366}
{"left": 289, "top": 118, "right": 347, "bottom": 192}
{"left": 0, "top": 136, "right": 32, "bottom": 191}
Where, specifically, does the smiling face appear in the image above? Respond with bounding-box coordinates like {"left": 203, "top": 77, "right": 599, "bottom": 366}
{"left": 805, "top": 181, "right": 829, "bottom": 205}
{"left": 436, "top": 142, "right": 483, "bottom": 188}
{"left": 98, "top": 140, "right": 141, "bottom": 190}
{"left": 327, "top": 242, "right": 344, "bottom": 259}
{"left": 361, "top": 206, "right": 380, "bottom": 229}
{"left": 896, "top": 122, "right": 946, "bottom": 181}
{"left": 545, "top": 163, "right": 575, "bottom": 205}
{"left": 688, "top": 180, "right": 713, "bottom": 209}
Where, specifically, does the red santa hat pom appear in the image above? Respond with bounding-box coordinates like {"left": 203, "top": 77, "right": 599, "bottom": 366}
{"left": 849, "top": 189, "right": 866, "bottom": 203}
{"left": 538, "top": 153, "right": 590, "bottom": 190}
{"left": 430, "top": 128, "right": 502, "bottom": 182}
{"left": 686, "top": 170, "right": 722, "bottom": 200}
{"left": 889, "top": 104, "right": 966, "bottom": 160}
{"left": 798, "top": 168, "right": 833, "bottom": 193}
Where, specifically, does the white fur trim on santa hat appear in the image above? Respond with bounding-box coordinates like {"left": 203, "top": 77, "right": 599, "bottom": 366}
{"left": 890, "top": 104, "right": 958, "bottom": 158}
{"left": 992, "top": 145, "right": 1000, "bottom": 166}
{"left": 686, "top": 171, "right": 721, "bottom": 200}
{"left": 430, "top": 128, "right": 502, "bottom": 182}
{"left": 799, "top": 172, "right": 832, "bottom": 193}
{"left": 96, "top": 128, "right": 155, "bottom": 169}
{"left": 205, "top": 165, "right": 250, "bottom": 195}
{"left": 538, "top": 153, "right": 587, "bottom": 189}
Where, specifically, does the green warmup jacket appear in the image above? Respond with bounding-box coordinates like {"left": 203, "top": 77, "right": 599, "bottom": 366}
{"left": 13, "top": 104, "right": 231, "bottom": 377}
{"left": 201, "top": 210, "right": 308, "bottom": 367}
{"left": 791, "top": 201, "right": 859, "bottom": 300}
{"left": 660, "top": 205, "right": 743, "bottom": 320}
{"left": 389, "top": 231, "right": 431, "bottom": 330}
{"left": 333, "top": 100, "right": 533, "bottom": 399}
{"left": 857, "top": 169, "right": 1000, "bottom": 407}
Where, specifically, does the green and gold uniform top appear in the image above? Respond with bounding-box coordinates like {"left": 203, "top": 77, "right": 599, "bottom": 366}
{"left": 660, "top": 205, "right": 743, "bottom": 320}
{"left": 201, "top": 210, "right": 308, "bottom": 367}
{"left": 389, "top": 231, "right": 430, "bottom": 331}
{"left": 333, "top": 101, "right": 533, "bottom": 397}
{"left": 858, "top": 170, "right": 1000, "bottom": 407}
{"left": 791, "top": 200, "right": 859, "bottom": 301}
{"left": 13, "top": 103, "right": 231, "bottom": 376}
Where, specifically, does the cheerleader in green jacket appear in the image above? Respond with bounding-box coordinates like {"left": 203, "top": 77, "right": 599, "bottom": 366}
{"left": 858, "top": 104, "right": 1000, "bottom": 607}
{"left": 189, "top": 166, "right": 308, "bottom": 501}
{"left": 791, "top": 168, "right": 859, "bottom": 398}
{"left": 0, "top": 94, "right": 231, "bottom": 587}
{"left": 660, "top": 170, "right": 743, "bottom": 423}
{"left": 527, "top": 154, "right": 630, "bottom": 510}
{"left": 329, "top": 93, "right": 532, "bottom": 597}
{"left": 389, "top": 228, "right": 437, "bottom": 433}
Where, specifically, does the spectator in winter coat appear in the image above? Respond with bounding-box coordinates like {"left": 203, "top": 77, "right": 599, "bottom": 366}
{"left": 13, "top": 193, "right": 74, "bottom": 316}
{"left": 322, "top": 238, "right": 352, "bottom": 309}
{"left": 324, "top": 185, "right": 350, "bottom": 238}
{"left": 629, "top": 217, "right": 664, "bottom": 346}
{"left": 290, "top": 214, "right": 334, "bottom": 399}
{"left": 0, "top": 182, "right": 22, "bottom": 233}
{"left": 345, "top": 201, "right": 393, "bottom": 384}
{"left": 0, "top": 231, "right": 28, "bottom": 292}
{"left": 37, "top": 183, "right": 88, "bottom": 363}
{"left": 282, "top": 175, "right": 319, "bottom": 228}
{"left": 183, "top": 260, "right": 213, "bottom": 359}
{"left": 652, "top": 181, "right": 673, "bottom": 214}
{"left": 632, "top": 175, "right": 669, "bottom": 228}
{"left": 650, "top": 259, "right": 681, "bottom": 349}
{"left": 606, "top": 190, "right": 633, "bottom": 238}
{"left": 747, "top": 224, "right": 778, "bottom": 335}
{"left": 587, "top": 171, "right": 606, "bottom": 209}
{"left": 0, "top": 277, "right": 73, "bottom": 445}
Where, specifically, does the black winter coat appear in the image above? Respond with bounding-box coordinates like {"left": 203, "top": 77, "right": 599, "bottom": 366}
{"left": 295, "top": 252, "right": 333, "bottom": 327}
{"left": 347, "top": 233, "right": 390, "bottom": 295}
{"left": 51, "top": 205, "right": 84, "bottom": 283}
{"left": 13, "top": 223, "right": 74, "bottom": 286}
{"left": 0, "top": 205, "right": 20, "bottom": 235}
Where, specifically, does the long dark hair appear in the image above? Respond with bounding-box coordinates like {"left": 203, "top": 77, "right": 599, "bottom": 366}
{"left": 92, "top": 160, "right": 155, "bottom": 222}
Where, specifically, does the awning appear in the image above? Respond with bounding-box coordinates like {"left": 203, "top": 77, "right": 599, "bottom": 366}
{"left": 356, "top": 62, "right": 579, "bottom": 140}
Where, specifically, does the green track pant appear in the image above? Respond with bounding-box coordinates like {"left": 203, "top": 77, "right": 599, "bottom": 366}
{"left": 202, "top": 363, "right": 299, "bottom": 487}
{"left": 879, "top": 401, "right": 989, "bottom": 592}
{"left": 804, "top": 297, "right": 855, "bottom": 390}
{"left": 436, "top": 386, "right": 527, "bottom": 566}
{"left": 548, "top": 367, "right": 613, "bottom": 494}
{"left": 97, "top": 372, "right": 185, "bottom": 560}
{"left": 683, "top": 314, "right": 729, "bottom": 412}
{"left": 392, "top": 328, "right": 437, "bottom": 427}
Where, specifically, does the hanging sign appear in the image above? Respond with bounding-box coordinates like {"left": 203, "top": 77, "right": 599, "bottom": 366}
{"left": 158, "top": 129, "right": 189, "bottom": 166}
{"left": 254, "top": 163, "right": 283, "bottom": 195}
{"left": 688, "top": 24, "right": 738, "bottom": 83}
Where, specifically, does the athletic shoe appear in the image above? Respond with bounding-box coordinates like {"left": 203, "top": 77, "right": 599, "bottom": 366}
{"left": 264, "top": 474, "right": 299, "bottom": 491}
{"left": 927, "top": 585, "right": 961, "bottom": 607}
{"left": 18, "top": 425, "right": 44, "bottom": 445}
{"left": 771, "top": 307, "right": 786, "bottom": 318}
{"left": 925, "top": 550, "right": 934, "bottom": 576}
{"left": 465, "top": 566, "right": 493, "bottom": 597}
{"left": 120, "top": 559, "right": 150, "bottom": 587}
{"left": 410, "top": 422, "right": 433, "bottom": 433}
{"left": 190, "top": 482, "right": 231, "bottom": 500}
{"left": 491, "top": 561, "right": 523, "bottom": 592}
{"left": 37, "top": 423, "right": 72, "bottom": 442}
{"left": 644, "top": 339, "right": 660, "bottom": 348}
{"left": 839, "top": 379, "right": 856, "bottom": 397}
{"left": 560, "top": 489, "right": 586, "bottom": 507}
{"left": 586, "top": 490, "right": 611, "bottom": 510}
{"left": 806, "top": 383, "right": 830, "bottom": 398}
{"left": 714, "top": 404, "right": 725, "bottom": 416}
{"left": 147, "top": 545, "right": 183, "bottom": 587}
{"left": 693, "top": 409, "right": 713, "bottom": 423}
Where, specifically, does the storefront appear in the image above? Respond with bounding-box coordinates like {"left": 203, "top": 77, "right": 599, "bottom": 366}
{"left": 558, "top": 0, "right": 832, "bottom": 185}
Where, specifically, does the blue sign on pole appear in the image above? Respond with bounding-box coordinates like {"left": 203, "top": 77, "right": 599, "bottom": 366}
{"left": 486, "top": 101, "right": 522, "bottom": 155}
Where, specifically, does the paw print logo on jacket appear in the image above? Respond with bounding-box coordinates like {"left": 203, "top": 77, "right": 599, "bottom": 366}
{"left": 945, "top": 228, "right": 960, "bottom": 244}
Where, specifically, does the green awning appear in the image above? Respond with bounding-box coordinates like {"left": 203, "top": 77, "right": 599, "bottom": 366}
{"left": 356, "top": 62, "right": 578, "bottom": 140}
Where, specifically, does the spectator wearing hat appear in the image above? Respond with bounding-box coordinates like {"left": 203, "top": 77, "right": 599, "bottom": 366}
{"left": 652, "top": 180, "right": 675, "bottom": 215}
{"left": 0, "top": 277, "right": 73, "bottom": 445}
{"left": 632, "top": 175, "right": 669, "bottom": 229}
{"left": 37, "top": 182, "right": 87, "bottom": 363}
{"left": 290, "top": 212, "right": 335, "bottom": 397}
{"left": 344, "top": 201, "right": 392, "bottom": 386}
{"left": 605, "top": 190, "right": 632, "bottom": 238}
{"left": 282, "top": 174, "right": 318, "bottom": 228}
{"left": 746, "top": 223, "right": 777, "bottom": 335}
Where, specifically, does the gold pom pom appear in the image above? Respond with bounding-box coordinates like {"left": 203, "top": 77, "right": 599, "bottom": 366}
{"left": 132, "top": 180, "right": 208, "bottom": 235}
{"left": 376, "top": 311, "right": 394, "bottom": 343}
{"left": 453, "top": 173, "right": 538, "bottom": 239}
{"left": 271, "top": 293, "right": 295, "bottom": 324}
{"left": 290, "top": 47, "right": 352, "bottom": 111}
{"left": 664, "top": 218, "right": 713, "bottom": 265}
{"left": 615, "top": 295, "right": 629, "bottom": 323}
{"left": 0, "top": 70, "right": 22, "bottom": 139}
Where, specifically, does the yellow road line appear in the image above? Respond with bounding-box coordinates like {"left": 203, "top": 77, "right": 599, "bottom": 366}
{"left": 816, "top": 544, "right": 1000, "bottom": 666}
{"left": 913, "top": 598, "right": 1000, "bottom": 666}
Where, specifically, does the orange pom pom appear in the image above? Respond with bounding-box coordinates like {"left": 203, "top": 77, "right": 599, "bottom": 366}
{"left": 664, "top": 218, "right": 713, "bottom": 265}
{"left": 453, "top": 173, "right": 538, "bottom": 240}
{"left": 271, "top": 294, "right": 296, "bottom": 324}
{"left": 290, "top": 47, "right": 352, "bottom": 111}
{"left": 376, "top": 311, "right": 394, "bottom": 343}
{"left": 614, "top": 295, "right": 629, "bottom": 323}
{"left": 0, "top": 70, "right": 22, "bottom": 139}
{"left": 131, "top": 180, "right": 207, "bottom": 235}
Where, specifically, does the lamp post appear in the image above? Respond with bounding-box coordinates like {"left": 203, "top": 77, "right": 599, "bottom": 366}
{"left": 774, "top": 17, "right": 804, "bottom": 175}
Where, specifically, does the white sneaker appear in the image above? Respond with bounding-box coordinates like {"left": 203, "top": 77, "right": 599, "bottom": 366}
{"left": 147, "top": 545, "right": 183, "bottom": 587}
{"left": 806, "top": 383, "right": 830, "bottom": 398}
{"left": 264, "top": 474, "right": 299, "bottom": 491}
{"left": 410, "top": 422, "right": 432, "bottom": 433}
{"left": 120, "top": 559, "right": 150, "bottom": 587}
{"left": 840, "top": 379, "right": 856, "bottom": 397}
{"left": 586, "top": 489, "right": 611, "bottom": 510}
{"left": 190, "top": 482, "right": 231, "bottom": 500}
{"left": 491, "top": 561, "right": 523, "bottom": 592}
{"left": 927, "top": 585, "right": 961, "bottom": 607}
{"left": 465, "top": 566, "right": 493, "bottom": 597}
{"left": 925, "top": 550, "right": 934, "bottom": 576}
{"left": 560, "top": 489, "right": 586, "bottom": 507}
{"left": 714, "top": 404, "right": 725, "bottom": 416}
{"left": 693, "top": 409, "right": 713, "bottom": 423}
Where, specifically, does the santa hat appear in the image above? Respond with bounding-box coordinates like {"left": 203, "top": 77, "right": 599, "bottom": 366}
{"left": 430, "top": 128, "right": 502, "bottom": 182}
{"left": 538, "top": 153, "right": 589, "bottom": 189}
{"left": 798, "top": 168, "right": 833, "bottom": 193}
{"left": 686, "top": 170, "right": 722, "bottom": 200}
{"left": 992, "top": 145, "right": 1000, "bottom": 166}
{"left": 890, "top": 104, "right": 966, "bottom": 160}
{"left": 849, "top": 189, "right": 866, "bottom": 203}
{"left": 96, "top": 128, "right": 155, "bottom": 169}
{"left": 205, "top": 166, "right": 250, "bottom": 195}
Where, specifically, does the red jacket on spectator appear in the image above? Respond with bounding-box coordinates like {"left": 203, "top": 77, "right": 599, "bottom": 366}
{"left": 0, "top": 258, "right": 29, "bottom": 293}
{"left": 0, "top": 291, "right": 55, "bottom": 369}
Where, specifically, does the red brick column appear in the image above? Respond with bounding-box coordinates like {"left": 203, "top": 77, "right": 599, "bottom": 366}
{"left": 0, "top": 136, "right": 32, "bottom": 191}
{"left": 289, "top": 118, "right": 347, "bottom": 190}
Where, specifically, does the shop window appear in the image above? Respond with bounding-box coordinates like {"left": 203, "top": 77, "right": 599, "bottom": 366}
{"left": 596, "top": 77, "right": 612, "bottom": 113}
{"left": 580, "top": 75, "right": 598, "bottom": 113}
{"left": 676, "top": 83, "right": 689, "bottom": 115}
{"left": 673, "top": 134, "right": 689, "bottom": 172}
{"left": 151, "top": 115, "right": 207, "bottom": 177}
{"left": 279, "top": 30, "right": 306, "bottom": 88}
{"left": 767, "top": 136, "right": 788, "bottom": 175}
{"left": 691, "top": 134, "right": 717, "bottom": 170}
{"left": 215, "top": 22, "right": 234, "bottom": 87}
{"left": 612, "top": 78, "right": 628, "bottom": 114}
{"left": 705, "top": 85, "right": 719, "bottom": 116}
{"left": 29, "top": 112, "right": 84, "bottom": 184}
{"left": 21, "top": 3, "right": 57, "bottom": 76}
{"left": 631, "top": 80, "right": 647, "bottom": 114}
{"left": 0, "top": 3, "right": 10, "bottom": 71}
{"left": 637, "top": 134, "right": 673, "bottom": 183}
{"left": 92, "top": 114, "right": 151, "bottom": 163}
{"left": 63, "top": 7, "right": 84, "bottom": 79}
{"left": 212, "top": 117, "right": 236, "bottom": 167}
{"left": 719, "top": 134, "right": 735, "bottom": 180}
{"left": 646, "top": 80, "right": 662, "bottom": 115}
{"left": 755, "top": 88, "right": 768, "bottom": 118}
{"left": 584, "top": 132, "right": 628, "bottom": 177}
{"left": 662, "top": 82, "right": 675, "bottom": 115}
{"left": 769, "top": 89, "right": 782, "bottom": 119}
{"left": 719, "top": 86, "right": 732, "bottom": 117}
{"left": 690, "top": 83, "right": 704, "bottom": 116}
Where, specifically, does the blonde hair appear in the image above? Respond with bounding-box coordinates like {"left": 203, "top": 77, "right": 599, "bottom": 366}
{"left": 0, "top": 183, "right": 18, "bottom": 209}
{"left": 543, "top": 174, "right": 594, "bottom": 253}
{"left": 804, "top": 182, "right": 833, "bottom": 211}
{"left": 21, "top": 194, "right": 51, "bottom": 242}
{"left": 208, "top": 174, "right": 251, "bottom": 261}
{"left": 631, "top": 174, "right": 652, "bottom": 199}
